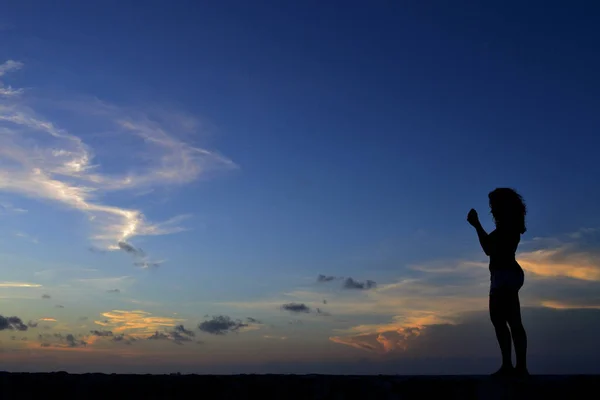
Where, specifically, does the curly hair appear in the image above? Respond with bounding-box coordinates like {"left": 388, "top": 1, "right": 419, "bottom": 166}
{"left": 488, "top": 188, "right": 527, "bottom": 234}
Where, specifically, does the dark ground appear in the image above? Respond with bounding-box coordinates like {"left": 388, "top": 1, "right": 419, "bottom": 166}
{"left": 1, "top": 372, "right": 599, "bottom": 399}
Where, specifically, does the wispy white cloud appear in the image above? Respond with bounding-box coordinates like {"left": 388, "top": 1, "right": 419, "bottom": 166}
{"left": 568, "top": 227, "right": 598, "bottom": 240}
{"left": 34, "top": 268, "right": 98, "bottom": 280}
{"left": 0, "top": 60, "right": 23, "bottom": 97}
{"left": 133, "top": 260, "right": 165, "bottom": 270}
{"left": 0, "top": 60, "right": 236, "bottom": 261}
{"left": 0, "top": 281, "right": 42, "bottom": 288}
{"left": 0, "top": 87, "right": 23, "bottom": 97}
{"left": 0, "top": 60, "right": 22, "bottom": 77}
{"left": 15, "top": 232, "right": 39, "bottom": 244}
{"left": 0, "top": 201, "right": 27, "bottom": 214}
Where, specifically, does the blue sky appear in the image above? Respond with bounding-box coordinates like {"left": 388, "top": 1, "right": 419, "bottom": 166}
{"left": 1, "top": 1, "right": 600, "bottom": 374}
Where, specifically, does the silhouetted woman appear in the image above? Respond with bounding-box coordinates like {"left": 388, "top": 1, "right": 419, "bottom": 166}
{"left": 467, "top": 188, "right": 529, "bottom": 377}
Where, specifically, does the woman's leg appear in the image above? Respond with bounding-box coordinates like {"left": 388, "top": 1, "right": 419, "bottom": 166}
{"left": 489, "top": 292, "right": 513, "bottom": 373}
{"left": 505, "top": 291, "right": 528, "bottom": 375}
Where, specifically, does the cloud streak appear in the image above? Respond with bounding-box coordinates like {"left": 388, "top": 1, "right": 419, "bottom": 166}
{"left": 0, "top": 60, "right": 23, "bottom": 96}
{"left": 0, "top": 282, "right": 42, "bottom": 288}
{"left": 0, "top": 201, "right": 27, "bottom": 214}
{"left": 94, "top": 310, "right": 184, "bottom": 337}
{"left": 15, "top": 232, "right": 39, "bottom": 244}
{"left": 0, "top": 60, "right": 236, "bottom": 262}
{"left": 0, "top": 60, "right": 22, "bottom": 77}
{"left": 519, "top": 246, "right": 600, "bottom": 281}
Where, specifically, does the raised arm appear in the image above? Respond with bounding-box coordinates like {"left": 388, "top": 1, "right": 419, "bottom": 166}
{"left": 467, "top": 209, "right": 491, "bottom": 256}
{"left": 473, "top": 221, "right": 491, "bottom": 256}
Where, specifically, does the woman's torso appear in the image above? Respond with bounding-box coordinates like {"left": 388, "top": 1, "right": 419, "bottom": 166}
{"left": 488, "top": 228, "right": 522, "bottom": 272}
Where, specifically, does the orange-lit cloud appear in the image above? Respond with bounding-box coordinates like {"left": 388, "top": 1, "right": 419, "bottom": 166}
{"left": 518, "top": 246, "right": 600, "bottom": 281}
{"left": 330, "top": 327, "right": 422, "bottom": 353}
{"left": 329, "top": 335, "right": 378, "bottom": 351}
{"left": 330, "top": 313, "right": 439, "bottom": 354}
{"left": 39, "top": 318, "right": 57, "bottom": 322}
{"left": 541, "top": 300, "right": 600, "bottom": 310}
{"left": 95, "top": 310, "right": 185, "bottom": 337}
{"left": 329, "top": 232, "right": 600, "bottom": 353}
{"left": 23, "top": 336, "right": 118, "bottom": 353}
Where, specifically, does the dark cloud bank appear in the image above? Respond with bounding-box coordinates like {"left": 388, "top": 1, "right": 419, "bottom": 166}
{"left": 4, "top": 308, "right": 600, "bottom": 374}
{"left": 38, "top": 333, "right": 86, "bottom": 348}
{"left": 0, "top": 316, "right": 28, "bottom": 331}
{"left": 317, "top": 274, "right": 376, "bottom": 290}
{"left": 281, "top": 303, "right": 311, "bottom": 314}
{"left": 198, "top": 316, "right": 247, "bottom": 335}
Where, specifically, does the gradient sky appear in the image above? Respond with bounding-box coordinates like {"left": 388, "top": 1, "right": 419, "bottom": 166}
{"left": 1, "top": 1, "right": 600, "bottom": 374}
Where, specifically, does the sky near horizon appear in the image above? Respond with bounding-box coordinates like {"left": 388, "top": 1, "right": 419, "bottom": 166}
{"left": 1, "top": 1, "right": 600, "bottom": 374}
